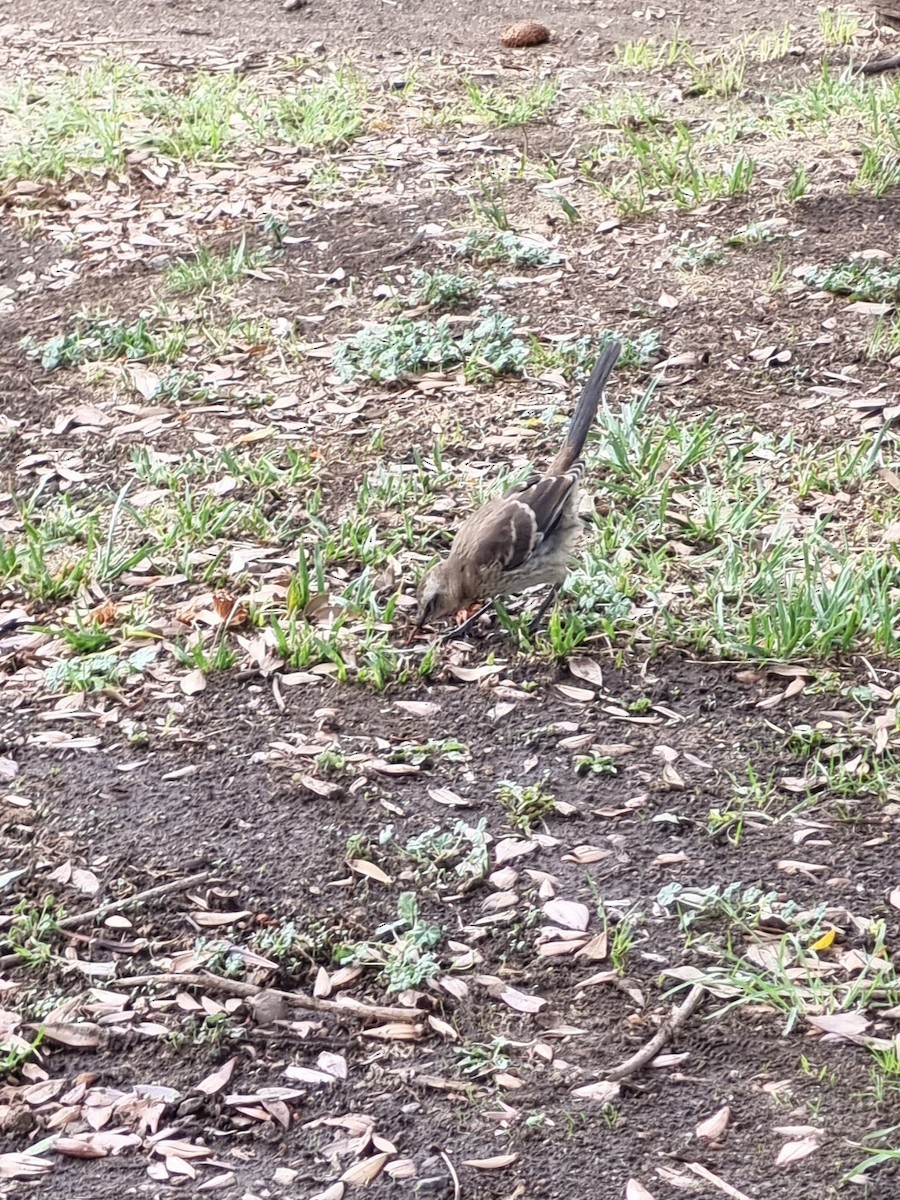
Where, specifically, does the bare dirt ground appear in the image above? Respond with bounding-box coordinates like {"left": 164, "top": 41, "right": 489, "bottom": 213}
{"left": 4, "top": 2, "right": 900, "bottom": 1199}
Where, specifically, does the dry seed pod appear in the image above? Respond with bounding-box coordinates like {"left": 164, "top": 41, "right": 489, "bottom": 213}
{"left": 500, "top": 20, "right": 551, "bottom": 47}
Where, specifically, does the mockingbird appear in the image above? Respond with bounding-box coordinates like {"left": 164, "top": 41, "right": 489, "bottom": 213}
{"left": 416, "top": 339, "right": 622, "bottom": 631}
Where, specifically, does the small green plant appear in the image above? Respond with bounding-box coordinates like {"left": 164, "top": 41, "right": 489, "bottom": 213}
{"left": 456, "top": 229, "right": 563, "bottom": 268}
{"left": 388, "top": 739, "right": 469, "bottom": 767}
{"left": 334, "top": 892, "right": 443, "bottom": 992}
{"left": 44, "top": 646, "right": 158, "bottom": 693}
{"left": 496, "top": 779, "right": 555, "bottom": 832}
{"left": 610, "top": 915, "right": 636, "bottom": 973}
{"left": 407, "top": 269, "right": 483, "bottom": 312}
{"left": 806, "top": 256, "right": 900, "bottom": 304}
{"left": 454, "top": 1036, "right": 512, "bottom": 1077}
{"left": 785, "top": 164, "right": 810, "bottom": 202}
{"left": 867, "top": 1041, "right": 900, "bottom": 1104}
{"left": 671, "top": 234, "right": 724, "bottom": 271}
{"left": 333, "top": 307, "right": 528, "bottom": 384}
{"left": 574, "top": 751, "right": 618, "bottom": 777}
{"left": 728, "top": 220, "right": 784, "bottom": 246}
{"left": 6, "top": 895, "right": 64, "bottom": 966}
{"left": 401, "top": 819, "right": 490, "bottom": 888}
{"left": 0, "top": 1025, "right": 45, "bottom": 1074}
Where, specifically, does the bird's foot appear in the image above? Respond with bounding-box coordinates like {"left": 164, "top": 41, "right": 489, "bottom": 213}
{"left": 527, "top": 585, "right": 562, "bottom": 635}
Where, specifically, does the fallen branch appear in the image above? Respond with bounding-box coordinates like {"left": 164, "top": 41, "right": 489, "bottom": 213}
{"left": 0, "top": 871, "right": 213, "bottom": 972}
{"left": 861, "top": 53, "right": 900, "bottom": 74}
{"left": 57, "top": 870, "right": 214, "bottom": 931}
{"left": 605, "top": 983, "right": 705, "bottom": 1081}
{"left": 112, "top": 971, "right": 423, "bottom": 1024}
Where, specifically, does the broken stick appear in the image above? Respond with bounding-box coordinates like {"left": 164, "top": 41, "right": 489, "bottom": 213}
{"left": 605, "top": 983, "right": 705, "bottom": 1081}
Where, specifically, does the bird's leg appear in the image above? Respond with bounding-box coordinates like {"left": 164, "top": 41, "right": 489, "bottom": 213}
{"left": 441, "top": 600, "right": 495, "bottom": 642}
{"left": 527, "top": 584, "right": 561, "bottom": 635}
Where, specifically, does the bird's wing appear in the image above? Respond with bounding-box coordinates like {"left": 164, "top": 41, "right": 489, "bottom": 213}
{"left": 500, "top": 469, "right": 581, "bottom": 568}
{"left": 447, "top": 468, "right": 582, "bottom": 579}
{"left": 449, "top": 493, "right": 539, "bottom": 576}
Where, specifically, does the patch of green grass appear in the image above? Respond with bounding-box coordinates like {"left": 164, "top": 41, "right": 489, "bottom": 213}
{"left": 460, "top": 76, "right": 561, "bottom": 127}
{"left": 0, "top": 60, "right": 371, "bottom": 184}
{"left": 542, "top": 390, "right": 900, "bottom": 660}
{"left": 0, "top": 61, "right": 253, "bottom": 180}
{"left": 817, "top": 5, "right": 863, "bottom": 45}
{"left": 1, "top": 492, "right": 150, "bottom": 603}
{"left": 866, "top": 315, "right": 900, "bottom": 361}
{"left": 272, "top": 67, "right": 369, "bottom": 147}
{"left": 332, "top": 307, "right": 528, "bottom": 384}
{"left": 583, "top": 90, "right": 664, "bottom": 130}
{"left": 592, "top": 122, "right": 756, "bottom": 214}
{"left": 130, "top": 444, "right": 318, "bottom": 490}
{"left": 24, "top": 317, "right": 187, "bottom": 370}
{"left": 164, "top": 238, "right": 273, "bottom": 295}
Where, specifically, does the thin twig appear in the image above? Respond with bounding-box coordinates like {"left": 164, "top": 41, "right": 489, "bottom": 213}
{"left": 861, "top": 53, "right": 900, "bottom": 74}
{"left": 384, "top": 227, "right": 426, "bottom": 263}
{"left": 58, "top": 870, "right": 213, "bottom": 931}
{"left": 438, "top": 1150, "right": 461, "bottom": 1200}
{"left": 605, "top": 983, "right": 705, "bottom": 1081}
{"left": 687, "top": 1162, "right": 757, "bottom": 1200}
{"left": 112, "top": 971, "right": 423, "bottom": 1024}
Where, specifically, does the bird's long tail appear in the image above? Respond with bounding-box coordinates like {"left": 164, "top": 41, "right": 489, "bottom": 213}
{"left": 549, "top": 339, "right": 622, "bottom": 473}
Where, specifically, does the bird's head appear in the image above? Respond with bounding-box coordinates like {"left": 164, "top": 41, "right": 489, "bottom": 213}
{"left": 415, "top": 559, "right": 465, "bottom": 627}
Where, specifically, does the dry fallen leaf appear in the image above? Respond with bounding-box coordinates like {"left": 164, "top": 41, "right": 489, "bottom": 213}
{"left": 394, "top": 700, "right": 441, "bottom": 717}
{"left": 195, "top": 1057, "right": 237, "bottom": 1096}
{"left": 807, "top": 1011, "right": 869, "bottom": 1039}
{"left": 495, "top": 985, "right": 546, "bottom": 1013}
{"left": 626, "top": 1180, "right": 657, "bottom": 1200}
{"left": 41, "top": 1023, "right": 101, "bottom": 1048}
{"left": 568, "top": 657, "right": 605, "bottom": 687}
{"left": 543, "top": 899, "right": 590, "bottom": 931}
{"left": 347, "top": 859, "right": 393, "bottom": 886}
{"left": 571, "top": 1080, "right": 621, "bottom": 1102}
{"left": 0, "top": 1152, "right": 53, "bottom": 1180}
{"left": 695, "top": 1104, "right": 731, "bottom": 1142}
{"left": 461, "top": 1153, "right": 519, "bottom": 1169}
{"left": 340, "top": 1152, "right": 390, "bottom": 1185}
{"left": 180, "top": 669, "right": 207, "bottom": 696}
{"left": 555, "top": 683, "right": 595, "bottom": 703}
{"left": 310, "top": 1184, "right": 345, "bottom": 1200}
{"left": 775, "top": 1136, "right": 820, "bottom": 1166}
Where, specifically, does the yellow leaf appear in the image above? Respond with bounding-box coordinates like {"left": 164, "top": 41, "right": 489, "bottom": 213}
{"left": 809, "top": 929, "right": 836, "bottom": 952}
